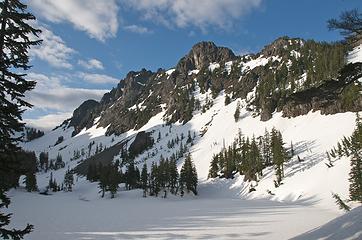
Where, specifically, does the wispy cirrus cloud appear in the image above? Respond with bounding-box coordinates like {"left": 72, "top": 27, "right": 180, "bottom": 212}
{"left": 26, "top": 73, "right": 108, "bottom": 112}
{"left": 78, "top": 73, "right": 120, "bottom": 85}
{"left": 30, "top": 26, "right": 75, "bottom": 69}
{"left": 78, "top": 59, "right": 104, "bottom": 70}
{"left": 29, "top": 0, "right": 119, "bottom": 41}
{"left": 24, "top": 112, "right": 73, "bottom": 130}
{"left": 124, "top": 0, "right": 263, "bottom": 31}
{"left": 124, "top": 24, "right": 153, "bottom": 34}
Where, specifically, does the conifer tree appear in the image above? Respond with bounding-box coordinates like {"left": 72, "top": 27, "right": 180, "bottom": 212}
{"left": 24, "top": 172, "right": 37, "bottom": 192}
{"left": 63, "top": 170, "right": 74, "bottom": 192}
{"left": 224, "top": 94, "right": 231, "bottom": 105}
{"left": 169, "top": 159, "right": 179, "bottom": 194}
{"left": 208, "top": 155, "right": 219, "bottom": 179}
{"left": 328, "top": 9, "right": 362, "bottom": 44}
{"left": 0, "top": 0, "right": 41, "bottom": 237}
{"left": 149, "top": 162, "right": 159, "bottom": 196}
{"left": 141, "top": 163, "right": 148, "bottom": 197}
{"left": 348, "top": 116, "right": 362, "bottom": 202}
{"left": 179, "top": 154, "right": 198, "bottom": 195}
{"left": 234, "top": 101, "right": 241, "bottom": 122}
{"left": 271, "top": 128, "right": 287, "bottom": 186}
{"left": 108, "top": 164, "right": 119, "bottom": 198}
{"left": 98, "top": 164, "right": 107, "bottom": 198}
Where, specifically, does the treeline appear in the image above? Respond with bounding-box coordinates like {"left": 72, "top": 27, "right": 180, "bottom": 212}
{"left": 24, "top": 127, "right": 44, "bottom": 142}
{"left": 46, "top": 169, "right": 74, "bottom": 193}
{"left": 208, "top": 128, "right": 290, "bottom": 187}
{"left": 330, "top": 114, "right": 362, "bottom": 203}
{"left": 86, "top": 154, "right": 198, "bottom": 198}
{"left": 39, "top": 152, "right": 65, "bottom": 172}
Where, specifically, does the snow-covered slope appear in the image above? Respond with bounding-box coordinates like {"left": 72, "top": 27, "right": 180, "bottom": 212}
{"left": 12, "top": 41, "right": 362, "bottom": 239}
{"left": 292, "top": 206, "right": 362, "bottom": 240}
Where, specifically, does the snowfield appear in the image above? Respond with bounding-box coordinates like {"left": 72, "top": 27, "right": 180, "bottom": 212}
{"left": 9, "top": 44, "right": 362, "bottom": 239}
{"left": 11, "top": 100, "right": 360, "bottom": 239}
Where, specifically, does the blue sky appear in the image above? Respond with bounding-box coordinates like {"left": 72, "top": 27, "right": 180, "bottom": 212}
{"left": 23, "top": 0, "right": 362, "bottom": 129}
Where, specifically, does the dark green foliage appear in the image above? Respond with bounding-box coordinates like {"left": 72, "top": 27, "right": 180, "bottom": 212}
{"left": 24, "top": 173, "right": 37, "bottom": 192}
{"left": 48, "top": 172, "right": 58, "bottom": 192}
{"left": 98, "top": 163, "right": 120, "bottom": 198}
{"left": 124, "top": 160, "right": 139, "bottom": 190}
{"left": 23, "top": 151, "right": 37, "bottom": 192}
{"left": 25, "top": 127, "right": 44, "bottom": 142}
{"left": 63, "top": 170, "right": 74, "bottom": 192}
{"left": 328, "top": 9, "right": 362, "bottom": 44}
{"left": 330, "top": 114, "right": 362, "bottom": 203}
{"left": 234, "top": 101, "right": 241, "bottom": 122}
{"left": 208, "top": 155, "right": 219, "bottom": 179}
{"left": 39, "top": 152, "right": 49, "bottom": 171}
{"left": 341, "top": 84, "right": 360, "bottom": 109}
{"left": 271, "top": 128, "right": 287, "bottom": 186}
{"left": 332, "top": 193, "right": 351, "bottom": 212}
{"left": 0, "top": 0, "right": 41, "bottom": 237}
{"left": 179, "top": 154, "right": 198, "bottom": 195}
{"left": 141, "top": 163, "right": 148, "bottom": 197}
{"left": 208, "top": 129, "right": 288, "bottom": 185}
{"left": 224, "top": 94, "right": 231, "bottom": 106}
{"left": 254, "top": 40, "right": 347, "bottom": 114}
{"left": 169, "top": 159, "right": 179, "bottom": 194}
{"left": 54, "top": 153, "right": 65, "bottom": 170}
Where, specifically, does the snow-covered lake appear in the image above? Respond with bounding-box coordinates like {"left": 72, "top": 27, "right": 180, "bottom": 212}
{"left": 9, "top": 182, "right": 338, "bottom": 240}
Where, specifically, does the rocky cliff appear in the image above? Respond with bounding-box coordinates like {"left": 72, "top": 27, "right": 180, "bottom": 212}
{"left": 67, "top": 37, "right": 360, "bottom": 136}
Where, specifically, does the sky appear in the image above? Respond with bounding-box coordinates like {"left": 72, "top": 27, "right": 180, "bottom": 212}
{"left": 22, "top": 0, "right": 362, "bottom": 130}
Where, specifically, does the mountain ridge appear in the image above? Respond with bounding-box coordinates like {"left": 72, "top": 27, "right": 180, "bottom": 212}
{"left": 65, "top": 36, "right": 360, "bottom": 137}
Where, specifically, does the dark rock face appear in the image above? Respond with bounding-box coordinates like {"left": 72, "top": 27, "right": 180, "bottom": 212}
{"left": 128, "top": 131, "right": 154, "bottom": 158}
{"left": 176, "top": 41, "right": 236, "bottom": 72}
{"left": 69, "top": 100, "right": 100, "bottom": 136}
{"left": 65, "top": 38, "right": 361, "bottom": 137}
{"left": 282, "top": 63, "right": 362, "bottom": 118}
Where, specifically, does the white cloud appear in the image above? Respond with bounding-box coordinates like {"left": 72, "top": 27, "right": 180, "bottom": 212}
{"left": 29, "top": 0, "right": 119, "bottom": 41}
{"left": 26, "top": 73, "right": 108, "bottom": 112}
{"left": 124, "top": 0, "right": 263, "bottom": 30}
{"left": 24, "top": 112, "right": 73, "bottom": 131}
{"left": 31, "top": 26, "right": 75, "bottom": 69}
{"left": 124, "top": 25, "right": 153, "bottom": 34}
{"left": 78, "top": 73, "right": 120, "bottom": 84}
{"left": 78, "top": 59, "right": 104, "bottom": 70}
{"left": 24, "top": 72, "right": 110, "bottom": 130}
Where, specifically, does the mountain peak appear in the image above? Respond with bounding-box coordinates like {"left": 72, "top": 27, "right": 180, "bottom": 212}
{"left": 176, "top": 41, "right": 236, "bottom": 72}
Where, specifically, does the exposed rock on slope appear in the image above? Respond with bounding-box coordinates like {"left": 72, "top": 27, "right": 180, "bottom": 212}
{"left": 282, "top": 63, "right": 362, "bottom": 117}
{"left": 66, "top": 37, "right": 358, "bottom": 136}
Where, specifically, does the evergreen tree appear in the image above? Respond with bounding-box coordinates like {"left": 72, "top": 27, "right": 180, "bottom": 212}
{"left": 21, "top": 151, "right": 37, "bottom": 192}
{"left": 328, "top": 9, "right": 362, "bottom": 44}
{"left": 179, "top": 154, "right": 198, "bottom": 195}
{"left": 208, "top": 154, "right": 219, "bottom": 179}
{"left": 63, "top": 170, "right": 74, "bottom": 192}
{"left": 348, "top": 116, "right": 362, "bottom": 202}
{"left": 271, "top": 128, "right": 287, "bottom": 186}
{"left": 39, "top": 152, "right": 48, "bottom": 171}
{"left": 234, "top": 101, "right": 241, "bottom": 122}
{"left": 141, "top": 163, "right": 148, "bottom": 197}
{"left": 24, "top": 173, "right": 37, "bottom": 192}
{"left": 330, "top": 114, "right": 362, "bottom": 203}
{"left": 0, "top": 0, "right": 41, "bottom": 237}
{"left": 186, "top": 130, "right": 192, "bottom": 144}
{"left": 108, "top": 164, "right": 119, "bottom": 198}
{"left": 98, "top": 164, "right": 107, "bottom": 198}
{"left": 224, "top": 94, "right": 231, "bottom": 105}
{"left": 169, "top": 159, "right": 179, "bottom": 194}
{"left": 125, "top": 160, "right": 137, "bottom": 190}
